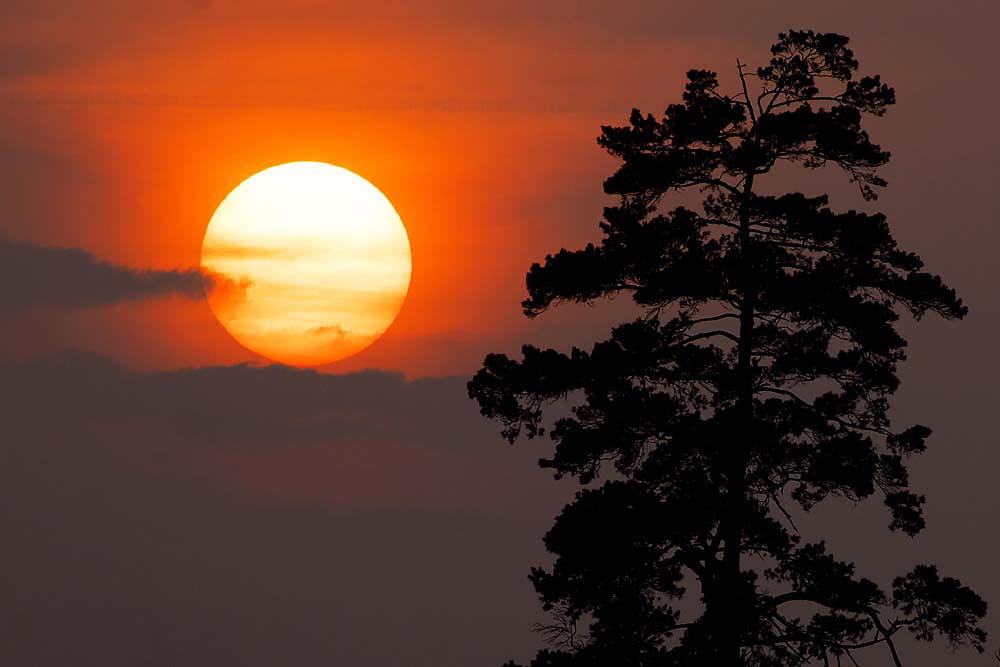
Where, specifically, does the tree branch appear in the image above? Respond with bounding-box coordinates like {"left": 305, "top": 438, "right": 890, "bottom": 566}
{"left": 737, "top": 59, "right": 757, "bottom": 125}
{"left": 680, "top": 329, "right": 740, "bottom": 346}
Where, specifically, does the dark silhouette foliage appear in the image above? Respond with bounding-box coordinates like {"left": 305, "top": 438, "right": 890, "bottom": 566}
{"left": 469, "top": 30, "right": 986, "bottom": 666}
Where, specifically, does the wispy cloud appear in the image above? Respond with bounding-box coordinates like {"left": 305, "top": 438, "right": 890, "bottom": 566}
{"left": 0, "top": 240, "right": 242, "bottom": 313}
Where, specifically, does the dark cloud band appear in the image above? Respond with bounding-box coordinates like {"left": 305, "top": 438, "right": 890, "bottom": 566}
{"left": 0, "top": 240, "right": 225, "bottom": 313}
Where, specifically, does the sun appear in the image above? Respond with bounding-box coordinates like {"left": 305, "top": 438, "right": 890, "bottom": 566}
{"left": 201, "top": 162, "right": 411, "bottom": 366}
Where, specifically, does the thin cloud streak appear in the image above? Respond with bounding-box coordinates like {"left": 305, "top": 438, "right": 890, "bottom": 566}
{"left": 0, "top": 239, "right": 240, "bottom": 313}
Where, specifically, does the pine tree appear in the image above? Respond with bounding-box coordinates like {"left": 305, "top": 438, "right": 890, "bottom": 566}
{"left": 469, "top": 30, "right": 986, "bottom": 666}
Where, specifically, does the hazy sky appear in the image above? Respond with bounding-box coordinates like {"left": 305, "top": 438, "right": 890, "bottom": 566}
{"left": 0, "top": 2, "right": 997, "bottom": 665}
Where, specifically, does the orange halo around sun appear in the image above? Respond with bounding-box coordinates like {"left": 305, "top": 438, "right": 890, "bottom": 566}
{"left": 201, "top": 162, "right": 412, "bottom": 366}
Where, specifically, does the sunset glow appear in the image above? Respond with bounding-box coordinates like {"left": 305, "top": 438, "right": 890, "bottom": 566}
{"left": 0, "top": 2, "right": 995, "bottom": 665}
{"left": 201, "top": 162, "right": 411, "bottom": 366}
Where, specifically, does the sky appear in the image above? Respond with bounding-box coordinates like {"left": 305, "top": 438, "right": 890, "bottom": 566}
{"left": 0, "top": 1, "right": 997, "bottom": 665}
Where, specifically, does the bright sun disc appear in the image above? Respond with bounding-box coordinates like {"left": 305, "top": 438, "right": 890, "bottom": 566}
{"left": 201, "top": 162, "right": 411, "bottom": 366}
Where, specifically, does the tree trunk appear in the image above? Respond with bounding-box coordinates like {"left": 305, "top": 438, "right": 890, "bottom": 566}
{"left": 715, "top": 170, "right": 756, "bottom": 665}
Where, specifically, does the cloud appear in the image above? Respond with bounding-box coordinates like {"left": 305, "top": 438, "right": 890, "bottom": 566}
{"left": 308, "top": 323, "right": 347, "bottom": 338}
{"left": 0, "top": 240, "right": 240, "bottom": 314}
{"left": 0, "top": 345, "right": 995, "bottom": 666}
{"left": 1, "top": 349, "right": 569, "bottom": 514}
{"left": 0, "top": 351, "right": 570, "bottom": 666}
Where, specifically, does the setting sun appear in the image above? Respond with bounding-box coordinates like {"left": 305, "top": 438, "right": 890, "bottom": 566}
{"left": 201, "top": 162, "right": 411, "bottom": 366}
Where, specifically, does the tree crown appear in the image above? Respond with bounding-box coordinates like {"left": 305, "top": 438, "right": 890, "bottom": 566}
{"left": 470, "top": 29, "right": 984, "bottom": 666}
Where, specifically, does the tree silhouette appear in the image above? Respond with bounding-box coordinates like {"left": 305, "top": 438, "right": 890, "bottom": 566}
{"left": 469, "top": 30, "right": 986, "bottom": 666}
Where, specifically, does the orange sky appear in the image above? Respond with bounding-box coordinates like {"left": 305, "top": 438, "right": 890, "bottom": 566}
{"left": 0, "top": 0, "right": 995, "bottom": 377}
{"left": 1, "top": 4, "right": 998, "bottom": 666}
